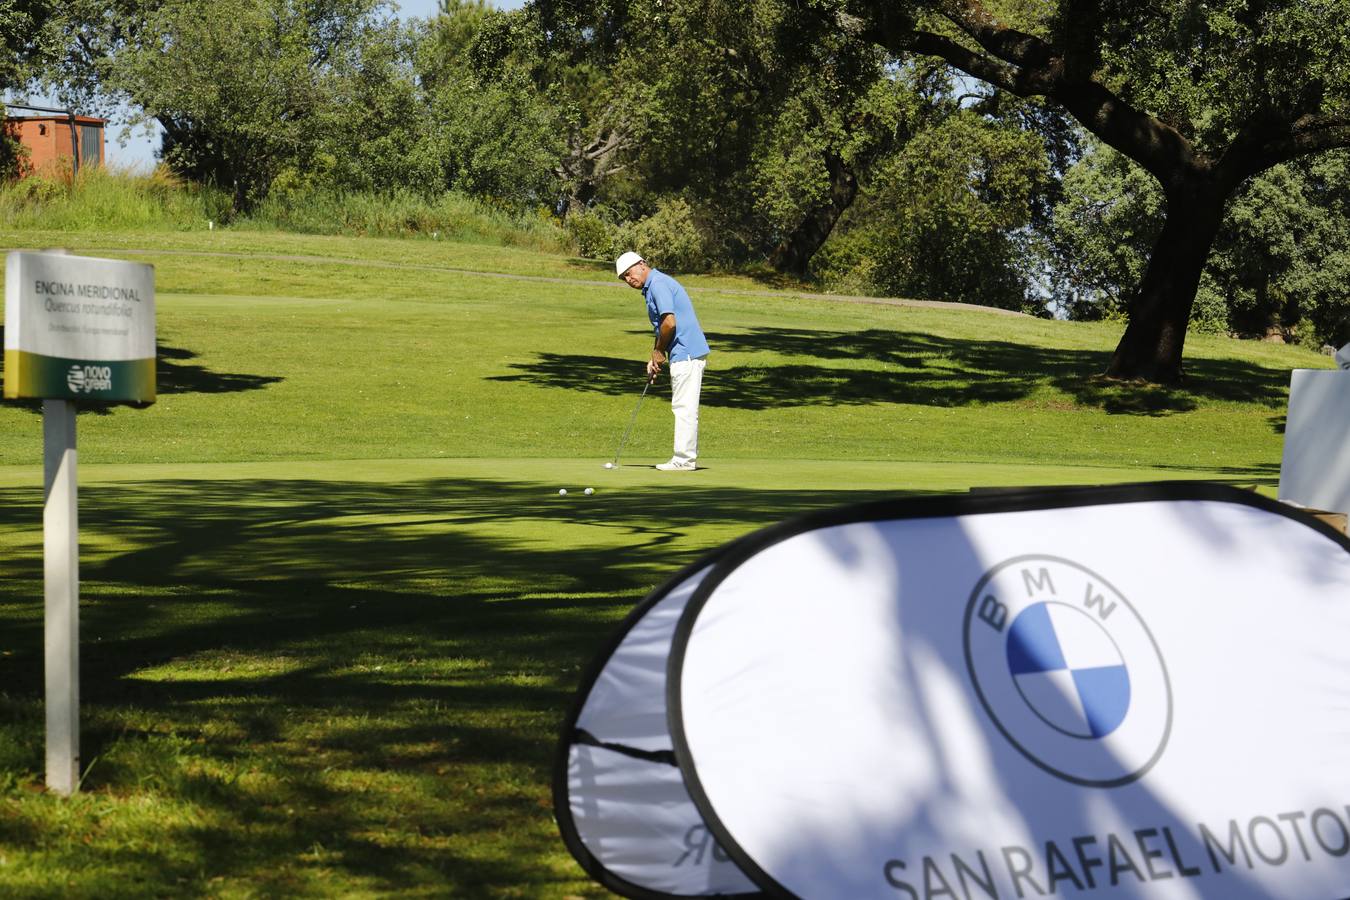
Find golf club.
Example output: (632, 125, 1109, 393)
(609, 376, 652, 468)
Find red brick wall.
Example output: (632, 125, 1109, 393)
(4, 116, 105, 177)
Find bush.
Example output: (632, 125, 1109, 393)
(0, 164, 572, 253)
(809, 229, 883, 295)
(564, 207, 623, 260)
(241, 186, 571, 252)
(619, 198, 716, 274)
(0, 164, 230, 231)
(1189, 274, 1233, 335)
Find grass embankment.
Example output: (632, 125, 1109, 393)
(0, 166, 569, 253)
(0, 223, 1333, 897)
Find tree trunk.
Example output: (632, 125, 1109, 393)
(563, 180, 596, 219)
(770, 151, 858, 276)
(1105, 180, 1226, 383)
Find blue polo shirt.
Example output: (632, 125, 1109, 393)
(643, 268, 710, 362)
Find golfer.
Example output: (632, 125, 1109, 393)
(616, 251, 710, 471)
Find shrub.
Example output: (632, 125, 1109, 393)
(620, 198, 715, 274)
(564, 207, 623, 260)
(0, 164, 229, 231)
(241, 186, 570, 252)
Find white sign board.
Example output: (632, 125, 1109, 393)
(1278, 369, 1350, 514)
(4, 251, 156, 403)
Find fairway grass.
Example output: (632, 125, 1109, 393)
(0, 228, 1331, 896)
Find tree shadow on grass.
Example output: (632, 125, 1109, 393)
(0, 474, 924, 895)
(0, 326, 282, 416)
(155, 344, 284, 396)
(488, 327, 1291, 415)
(1149, 461, 1282, 489)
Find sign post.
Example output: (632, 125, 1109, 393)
(4, 250, 155, 795)
(43, 396, 79, 794)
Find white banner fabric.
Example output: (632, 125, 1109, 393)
(670, 485, 1350, 900)
(556, 562, 761, 898)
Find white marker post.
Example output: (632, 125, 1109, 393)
(4, 250, 156, 795)
(43, 396, 79, 794)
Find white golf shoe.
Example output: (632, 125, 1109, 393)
(655, 459, 697, 471)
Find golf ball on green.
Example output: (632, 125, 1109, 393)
(603, 462, 614, 469)
(584, 487, 594, 495)
(558, 488, 567, 495)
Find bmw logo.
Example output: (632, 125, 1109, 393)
(963, 555, 1172, 787)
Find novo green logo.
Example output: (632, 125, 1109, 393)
(66, 364, 113, 393)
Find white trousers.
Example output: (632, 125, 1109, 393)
(669, 357, 706, 465)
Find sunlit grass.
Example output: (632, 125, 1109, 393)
(0, 226, 1334, 896)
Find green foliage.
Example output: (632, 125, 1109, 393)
(0, 165, 231, 230)
(1, 0, 68, 177)
(1039, 142, 1165, 320)
(416, 0, 493, 91)
(243, 185, 570, 250)
(817, 111, 1049, 311)
(101, 0, 417, 211)
(0, 0, 66, 92)
(428, 66, 566, 209)
(0, 167, 569, 251)
(562, 205, 624, 258)
(1084, 0, 1350, 156)
(620, 197, 716, 273)
(565, 197, 717, 272)
(0, 109, 28, 181)
(740, 60, 946, 262)
(311, 21, 443, 197)
(1044, 142, 1350, 346)
(1208, 152, 1350, 346)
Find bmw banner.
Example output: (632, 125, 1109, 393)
(558, 483, 1350, 899)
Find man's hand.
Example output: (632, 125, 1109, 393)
(647, 349, 666, 381)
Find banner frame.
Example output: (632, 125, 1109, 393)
(552, 536, 764, 900)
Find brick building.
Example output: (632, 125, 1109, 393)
(4, 113, 106, 177)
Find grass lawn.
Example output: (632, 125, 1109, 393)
(0, 228, 1333, 896)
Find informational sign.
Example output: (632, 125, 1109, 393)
(3, 250, 156, 796)
(4, 251, 156, 403)
(557, 483, 1350, 899)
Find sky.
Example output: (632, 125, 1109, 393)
(5, 0, 526, 171)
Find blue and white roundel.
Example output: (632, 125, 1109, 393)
(1007, 602, 1130, 739)
(964, 556, 1171, 787)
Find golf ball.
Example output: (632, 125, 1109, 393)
(603, 462, 614, 469)
(584, 487, 594, 495)
(558, 488, 567, 495)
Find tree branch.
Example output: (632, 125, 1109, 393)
(864, 1, 1202, 185)
(1218, 113, 1350, 186)
(934, 0, 1054, 71)
(897, 30, 1023, 94)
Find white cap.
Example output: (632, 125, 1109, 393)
(615, 251, 644, 278)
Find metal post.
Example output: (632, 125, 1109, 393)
(67, 111, 80, 178)
(43, 398, 79, 795)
